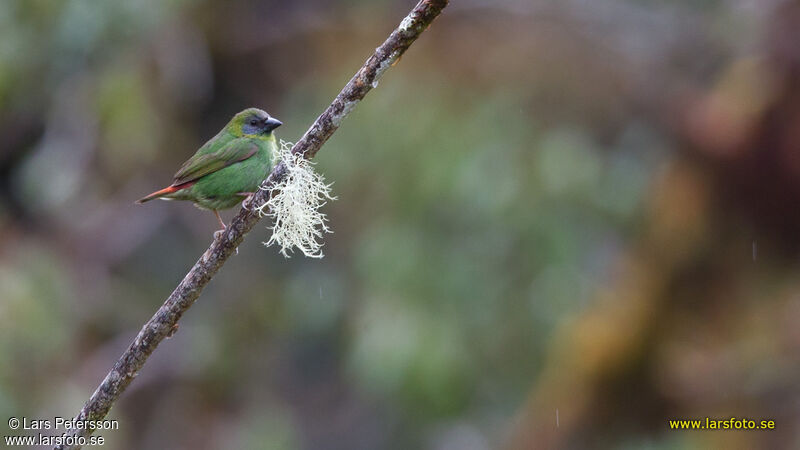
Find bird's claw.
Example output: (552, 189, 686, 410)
(240, 192, 256, 211)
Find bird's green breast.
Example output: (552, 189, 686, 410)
(184, 135, 276, 210)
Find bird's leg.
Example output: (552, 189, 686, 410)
(213, 210, 226, 229)
(212, 210, 227, 240)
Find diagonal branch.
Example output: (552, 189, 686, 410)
(55, 1, 448, 448)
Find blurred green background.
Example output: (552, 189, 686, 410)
(2, 0, 800, 449)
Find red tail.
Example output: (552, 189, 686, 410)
(135, 182, 194, 204)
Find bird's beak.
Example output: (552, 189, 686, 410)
(264, 118, 282, 132)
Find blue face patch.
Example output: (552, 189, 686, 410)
(242, 122, 262, 135)
(241, 114, 281, 135)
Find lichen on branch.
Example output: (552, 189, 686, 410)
(259, 140, 335, 258)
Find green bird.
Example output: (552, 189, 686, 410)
(136, 108, 281, 229)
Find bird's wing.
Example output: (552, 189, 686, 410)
(172, 139, 258, 186)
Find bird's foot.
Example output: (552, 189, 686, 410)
(239, 192, 256, 211)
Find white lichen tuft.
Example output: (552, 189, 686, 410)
(258, 140, 336, 258)
(399, 14, 416, 32)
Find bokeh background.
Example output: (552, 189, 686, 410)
(1, 0, 799, 448)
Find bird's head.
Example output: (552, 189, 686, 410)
(231, 108, 282, 137)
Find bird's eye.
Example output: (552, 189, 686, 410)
(249, 119, 258, 126)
